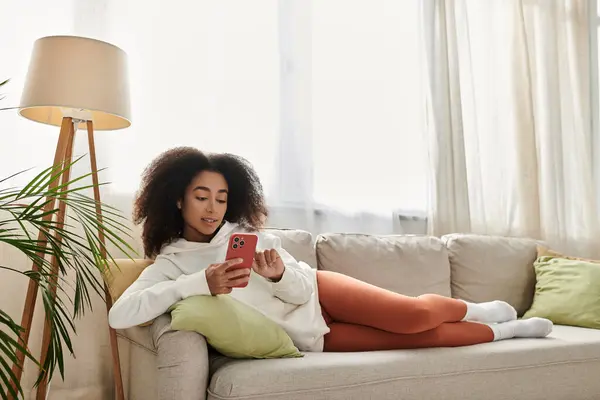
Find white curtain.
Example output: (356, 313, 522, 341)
(422, 0, 600, 257)
(0, 1, 428, 398)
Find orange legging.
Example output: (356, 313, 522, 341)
(317, 270, 495, 352)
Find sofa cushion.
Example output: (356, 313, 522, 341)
(207, 325, 600, 400)
(315, 234, 451, 297)
(443, 234, 540, 315)
(169, 295, 302, 359)
(264, 228, 316, 268)
(523, 251, 600, 329)
(104, 258, 154, 302)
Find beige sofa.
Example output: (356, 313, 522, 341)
(114, 229, 600, 400)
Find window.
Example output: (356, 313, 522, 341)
(312, 1, 427, 215)
(1, 1, 429, 233)
(104, 0, 281, 195)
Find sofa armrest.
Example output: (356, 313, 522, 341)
(152, 314, 210, 400)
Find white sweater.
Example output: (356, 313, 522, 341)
(108, 222, 330, 352)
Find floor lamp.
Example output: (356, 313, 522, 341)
(9, 35, 131, 400)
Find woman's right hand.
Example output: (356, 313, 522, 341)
(205, 258, 251, 295)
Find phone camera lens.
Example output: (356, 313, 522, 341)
(240, 241, 245, 246)
(233, 244, 238, 249)
(234, 237, 240, 242)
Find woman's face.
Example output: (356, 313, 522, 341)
(178, 171, 228, 242)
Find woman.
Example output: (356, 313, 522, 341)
(108, 147, 553, 354)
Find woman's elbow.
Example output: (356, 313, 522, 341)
(108, 303, 136, 330)
(108, 310, 126, 330)
(296, 282, 314, 305)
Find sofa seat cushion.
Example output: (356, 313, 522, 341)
(207, 325, 600, 400)
(316, 234, 451, 297)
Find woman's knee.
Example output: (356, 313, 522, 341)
(417, 293, 445, 302)
(401, 295, 442, 333)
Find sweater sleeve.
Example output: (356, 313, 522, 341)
(261, 234, 315, 306)
(108, 257, 211, 329)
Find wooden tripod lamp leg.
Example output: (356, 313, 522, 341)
(86, 121, 126, 400)
(9, 117, 74, 400)
(35, 120, 77, 399)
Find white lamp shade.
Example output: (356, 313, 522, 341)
(19, 35, 131, 131)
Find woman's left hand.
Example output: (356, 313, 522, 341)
(253, 249, 285, 282)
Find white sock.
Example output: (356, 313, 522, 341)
(486, 317, 554, 341)
(460, 300, 517, 323)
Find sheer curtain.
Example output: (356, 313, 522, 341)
(106, 0, 428, 236)
(1, 0, 429, 238)
(422, 0, 600, 257)
(0, 0, 428, 238)
(0, 1, 428, 398)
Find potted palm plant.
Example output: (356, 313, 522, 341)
(0, 78, 135, 399)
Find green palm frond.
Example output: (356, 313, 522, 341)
(0, 308, 40, 400)
(0, 158, 138, 399)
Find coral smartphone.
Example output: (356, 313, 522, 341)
(225, 233, 258, 288)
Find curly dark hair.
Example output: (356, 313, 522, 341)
(132, 147, 268, 258)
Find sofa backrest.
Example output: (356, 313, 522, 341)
(442, 234, 540, 315)
(105, 228, 541, 318)
(306, 231, 540, 316)
(104, 258, 154, 302)
(264, 228, 317, 268)
(315, 233, 452, 297)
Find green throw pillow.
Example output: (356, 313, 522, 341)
(523, 255, 600, 329)
(168, 295, 303, 359)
